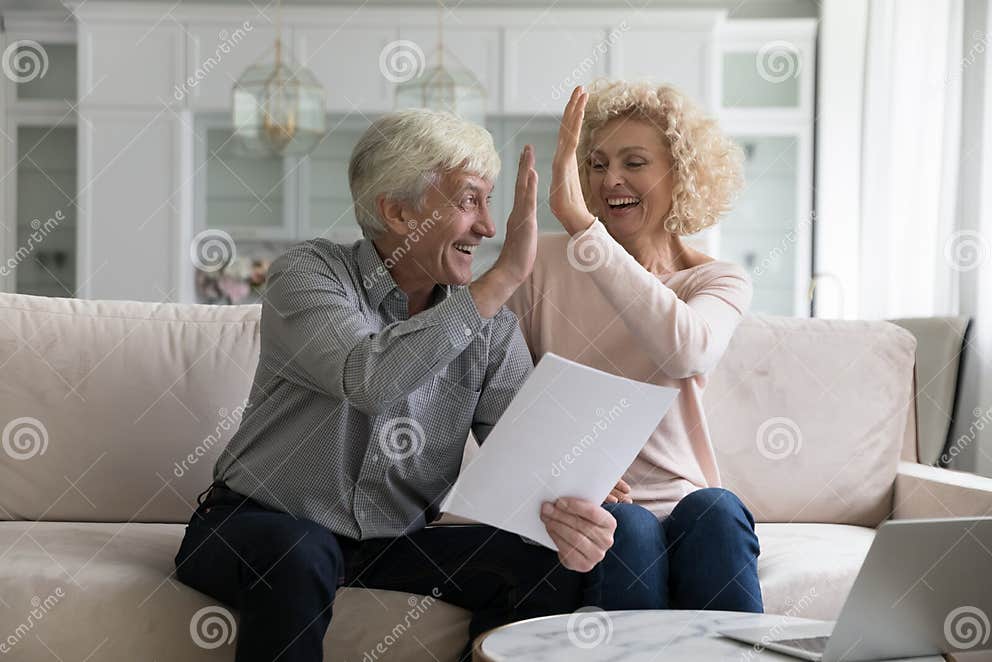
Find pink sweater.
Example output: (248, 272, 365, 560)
(506, 220, 753, 518)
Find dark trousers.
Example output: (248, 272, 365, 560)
(585, 488, 764, 612)
(173, 483, 584, 662)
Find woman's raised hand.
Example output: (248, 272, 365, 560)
(549, 86, 597, 236)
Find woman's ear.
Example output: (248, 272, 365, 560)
(375, 195, 413, 237)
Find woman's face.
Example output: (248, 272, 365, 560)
(586, 116, 675, 240)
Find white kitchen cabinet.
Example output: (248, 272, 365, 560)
(77, 110, 180, 301)
(504, 27, 609, 114)
(616, 29, 717, 111)
(716, 20, 817, 317)
(295, 27, 398, 113)
(80, 23, 183, 108)
(185, 23, 288, 111)
(31, 2, 814, 311)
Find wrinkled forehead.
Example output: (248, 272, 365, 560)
(437, 168, 495, 195)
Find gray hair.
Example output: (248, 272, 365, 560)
(348, 109, 500, 239)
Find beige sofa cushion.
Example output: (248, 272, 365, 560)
(704, 315, 917, 527)
(755, 522, 875, 621)
(0, 520, 871, 661)
(0, 293, 261, 523)
(0, 521, 470, 661)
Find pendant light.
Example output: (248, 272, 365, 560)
(232, 0, 326, 156)
(394, 0, 487, 126)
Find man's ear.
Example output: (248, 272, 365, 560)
(376, 195, 413, 237)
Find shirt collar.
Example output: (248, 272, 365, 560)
(357, 238, 453, 310)
(357, 238, 396, 309)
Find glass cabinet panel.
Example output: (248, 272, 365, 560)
(719, 134, 801, 315)
(722, 51, 801, 108)
(14, 43, 77, 101)
(203, 127, 288, 233)
(15, 126, 77, 297)
(306, 124, 366, 245)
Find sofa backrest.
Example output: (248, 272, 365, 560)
(703, 315, 917, 527)
(0, 293, 260, 523)
(0, 293, 918, 526)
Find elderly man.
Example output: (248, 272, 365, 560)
(173, 109, 621, 662)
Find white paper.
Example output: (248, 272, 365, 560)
(439, 352, 680, 550)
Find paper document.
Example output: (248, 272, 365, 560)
(439, 352, 679, 550)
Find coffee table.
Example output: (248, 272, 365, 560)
(472, 609, 950, 661)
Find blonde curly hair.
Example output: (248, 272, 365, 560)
(577, 80, 744, 236)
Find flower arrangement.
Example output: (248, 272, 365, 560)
(195, 256, 271, 304)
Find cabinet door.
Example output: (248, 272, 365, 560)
(616, 29, 716, 110)
(13, 126, 77, 297)
(194, 118, 295, 241)
(185, 23, 286, 111)
(80, 23, 183, 108)
(304, 120, 368, 244)
(504, 27, 609, 114)
(397, 27, 502, 113)
(718, 133, 811, 316)
(295, 27, 398, 113)
(79, 112, 178, 301)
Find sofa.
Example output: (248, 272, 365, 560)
(2, 291, 991, 661)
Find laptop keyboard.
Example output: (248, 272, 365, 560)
(774, 636, 830, 654)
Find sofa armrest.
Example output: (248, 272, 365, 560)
(893, 461, 992, 519)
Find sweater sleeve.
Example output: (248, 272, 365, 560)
(574, 219, 752, 379)
(505, 270, 539, 364)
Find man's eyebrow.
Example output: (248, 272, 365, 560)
(457, 182, 494, 196)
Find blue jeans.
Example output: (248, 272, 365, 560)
(174, 483, 584, 662)
(585, 488, 763, 612)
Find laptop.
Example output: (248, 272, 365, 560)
(719, 517, 992, 661)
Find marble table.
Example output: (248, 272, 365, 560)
(473, 610, 950, 661)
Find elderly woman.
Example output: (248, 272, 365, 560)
(515, 81, 763, 612)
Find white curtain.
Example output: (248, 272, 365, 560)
(858, 0, 963, 319)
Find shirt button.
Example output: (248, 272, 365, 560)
(393, 291, 402, 299)
(463, 327, 472, 337)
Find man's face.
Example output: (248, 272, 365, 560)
(400, 168, 497, 287)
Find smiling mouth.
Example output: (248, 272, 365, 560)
(606, 196, 641, 210)
(453, 243, 478, 255)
